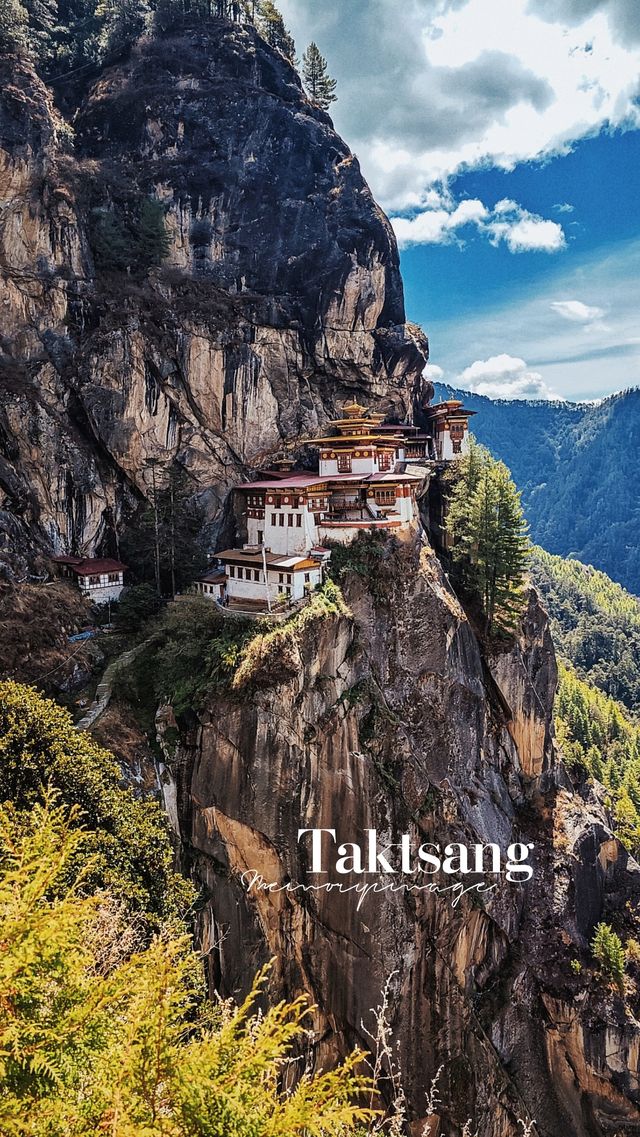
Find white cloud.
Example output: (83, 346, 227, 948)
(392, 198, 487, 247)
(550, 299, 606, 321)
(424, 238, 640, 401)
(553, 202, 575, 213)
(423, 363, 445, 381)
(279, 0, 640, 209)
(485, 199, 567, 252)
(393, 196, 566, 253)
(457, 353, 560, 399)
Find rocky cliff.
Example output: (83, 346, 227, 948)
(161, 530, 640, 1137)
(0, 20, 428, 577)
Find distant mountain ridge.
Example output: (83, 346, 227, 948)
(433, 382, 640, 594)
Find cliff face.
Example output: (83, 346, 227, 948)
(0, 23, 428, 575)
(164, 532, 640, 1137)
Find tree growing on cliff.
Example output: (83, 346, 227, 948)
(256, 0, 295, 61)
(121, 463, 207, 597)
(0, 798, 377, 1136)
(0, 0, 30, 52)
(592, 922, 626, 992)
(446, 440, 530, 635)
(302, 42, 337, 109)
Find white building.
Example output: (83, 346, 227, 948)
(52, 556, 127, 604)
(216, 547, 323, 607)
(205, 398, 476, 612)
(425, 399, 476, 461)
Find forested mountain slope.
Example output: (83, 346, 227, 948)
(530, 546, 640, 712)
(434, 382, 640, 593)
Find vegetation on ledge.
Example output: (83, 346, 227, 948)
(232, 579, 349, 690)
(113, 581, 348, 721)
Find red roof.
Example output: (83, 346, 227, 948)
(53, 555, 127, 576)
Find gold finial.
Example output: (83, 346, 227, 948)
(342, 399, 367, 418)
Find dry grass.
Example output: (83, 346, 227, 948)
(0, 581, 95, 693)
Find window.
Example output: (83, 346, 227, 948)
(296, 514, 302, 528)
(108, 572, 120, 583)
(229, 565, 235, 577)
(287, 573, 292, 584)
(288, 514, 293, 527)
(304, 573, 310, 583)
(337, 453, 352, 472)
(254, 569, 260, 581)
(257, 530, 263, 544)
(279, 573, 284, 583)
(271, 514, 277, 526)
(237, 567, 243, 579)
(279, 514, 285, 527)
(88, 575, 100, 586)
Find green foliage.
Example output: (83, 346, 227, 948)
(112, 597, 256, 719)
(433, 382, 640, 596)
(97, 0, 151, 59)
(0, 680, 190, 929)
(326, 530, 399, 602)
(555, 664, 640, 856)
(116, 582, 163, 632)
(232, 579, 349, 689)
(256, 0, 295, 61)
(445, 440, 530, 635)
(116, 582, 348, 720)
(302, 41, 337, 109)
(591, 921, 626, 992)
(89, 199, 170, 276)
(0, 800, 376, 1136)
(0, 0, 30, 52)
(531, 546, 640, 713)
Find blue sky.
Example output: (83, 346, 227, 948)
(280, 0, 640, 401)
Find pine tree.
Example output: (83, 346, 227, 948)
(0, 0, 30, 52)
(256, 0, 295, 61)
(302, 41, 337, 109)
(591, 921, 626, 992)
(446, 441, 530, 635)
(96, 0, 149, 60)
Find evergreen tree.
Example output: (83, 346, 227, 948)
(0, 0, 30, 52)
(591, 922, 626, 992)
(446, 440, 530, 635)
(302, 41, 337, 109)
(256, 0, 295, 61)
(121, 463, 207, 597)
(96, 0, 149, 60)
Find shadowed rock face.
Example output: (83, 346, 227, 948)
(163, 533, 640, 1137)
(0, 23, 429, 576)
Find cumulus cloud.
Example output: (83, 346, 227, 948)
(550, 299, 606, 321)
(392, 195, 566, 252)
(423, 363, 445, 381)
(393, 198, 488, 247)
(486, 200, 567, 252)
(280, 0, 640, 208)
(457, 354, 559, 399)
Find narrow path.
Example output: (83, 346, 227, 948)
(75, 638, 153, 732)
